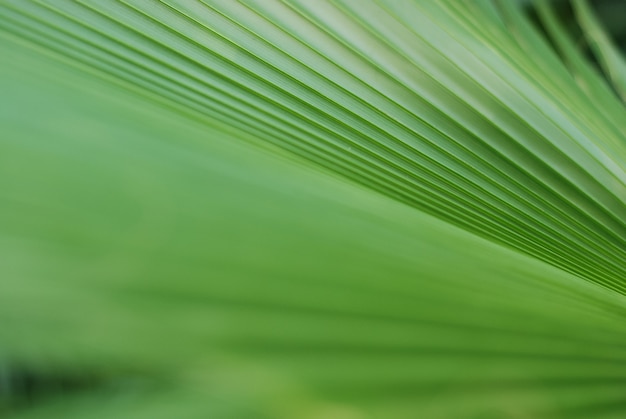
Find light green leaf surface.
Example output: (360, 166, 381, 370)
(1, 1, 625, 418)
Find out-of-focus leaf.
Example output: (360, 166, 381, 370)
(533, 0, 626, 123)
(573, 0, 626, 102)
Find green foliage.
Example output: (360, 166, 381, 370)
(573, 0, 626, 102)
(0, 1, 625, 418)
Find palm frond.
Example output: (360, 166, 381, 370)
(1, 1, 625, 418)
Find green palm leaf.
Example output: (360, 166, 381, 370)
(1, 1, 625, 418)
